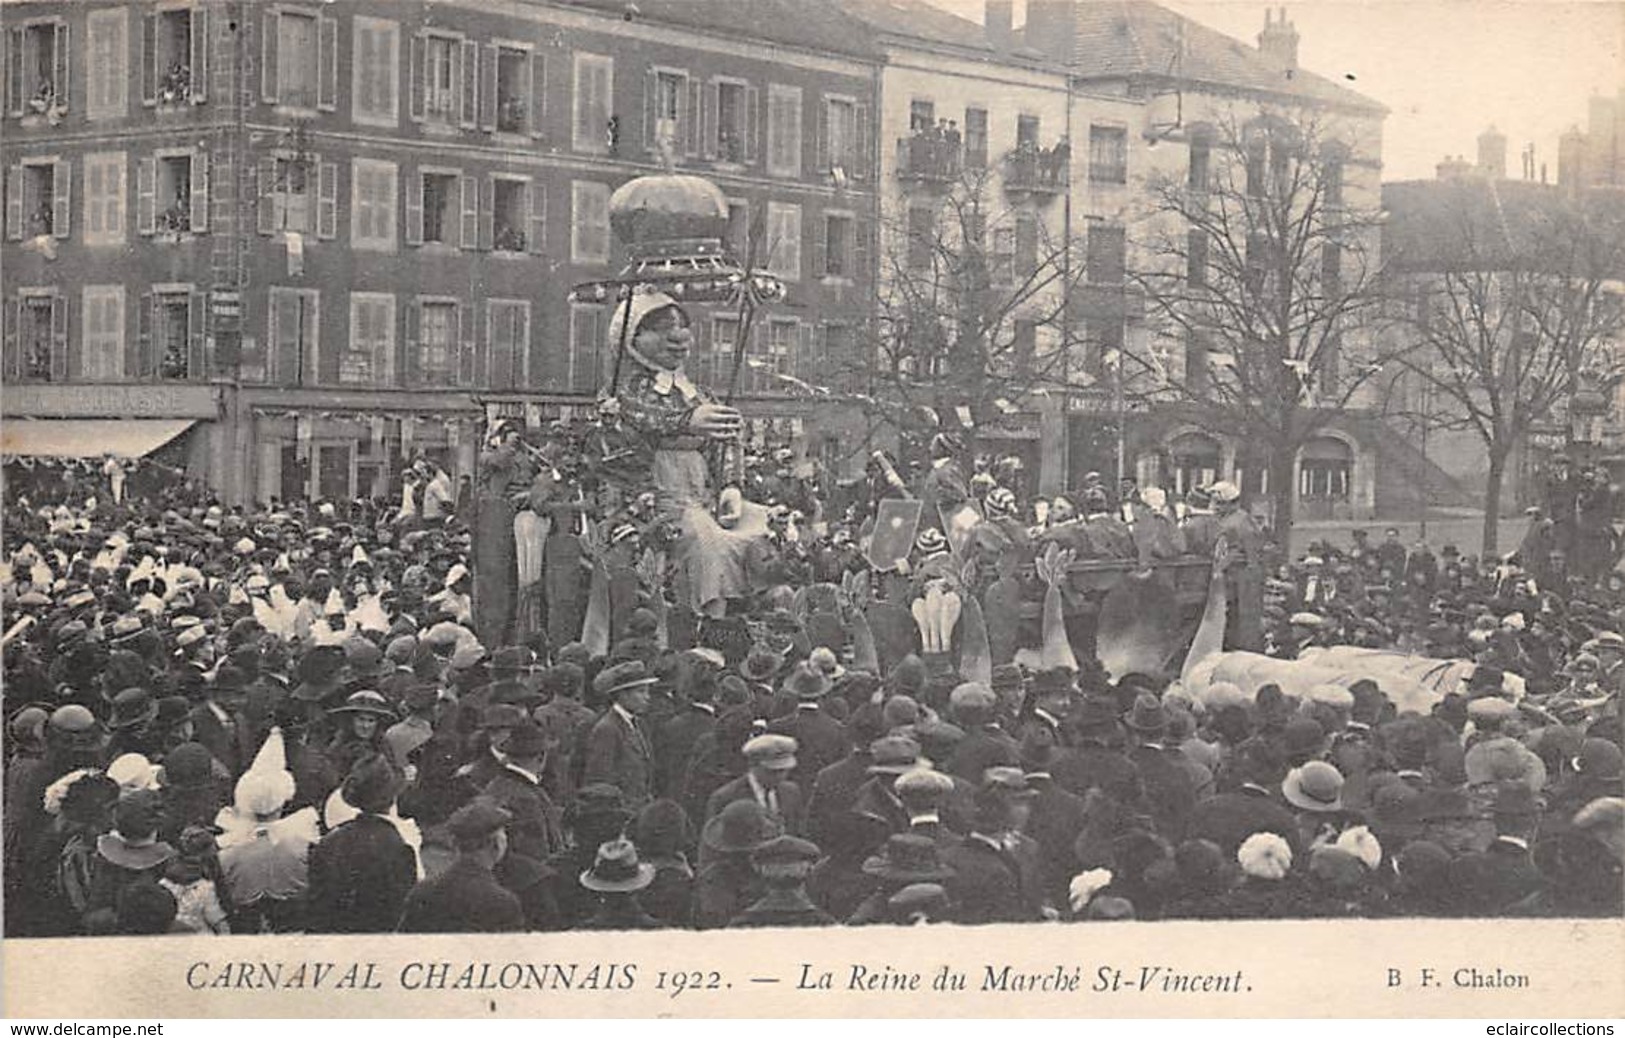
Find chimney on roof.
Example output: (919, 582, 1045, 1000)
(1257, 6, 1299, 73)
(1436, 155, 1472, 181)
(985, 0, 1014, 52)
(1476, 125, 1507, 179)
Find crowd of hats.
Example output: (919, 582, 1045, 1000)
(3, 456, 1624, 935)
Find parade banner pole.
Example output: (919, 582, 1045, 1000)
(607, 286, 638, 395)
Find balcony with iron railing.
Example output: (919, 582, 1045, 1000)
(896, 135, 961, 185)
(1003, 144, 1067, 197)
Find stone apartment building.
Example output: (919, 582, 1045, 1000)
(2, 0, 881, 505)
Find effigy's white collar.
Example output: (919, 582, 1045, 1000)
(627, 343, 699, 400)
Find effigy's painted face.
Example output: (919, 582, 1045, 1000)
(634, 305, 693, 370)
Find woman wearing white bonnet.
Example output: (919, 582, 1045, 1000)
(213, 727, 320, 932)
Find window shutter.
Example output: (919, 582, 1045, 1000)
(317, 15, 338, 111)
(188, 289, 206, 378)
(52, 159, 70, 239)
(50, 294, 69, 381)
(515, 304, 530, 387)
(529, 52, 545, 138)
(816, 99, 830, 175)
(190, 150, 209, 232)
(136, 157, 156, 234)
(5, 165, 22, 241)
(6, 29, 23, 116)
(479, 43, 497, 131)
(685, 78, 702, 157)
(317, 158, 337, 239)
(261, 10, 279, 104)
(484, 302, 498, 389)
(642, 65, 657, 153)
(527, 180, 546, 255)
(135, 290, 154, 379)
(854, 221, 871, 289)
(458, 39, 477, 128)
(459, 173, 478, 249)
(854, 103, 870, 180)
(403, 297, 420, 386)
(404, 167, 423, 245)
(702, 80, 718, 160)
(407, 35, 424, 121)
(799, 323, 816, 382)
(457, 301, 475, 386)
(257, 157, 276, 234)
(478, 174, 494, 251)
(53, 23, 69, 111)
(141, 13, 158, 106)
(744, 85, 760, 165)
(190, 6, 209, 104)
(0, 299, 18, 381)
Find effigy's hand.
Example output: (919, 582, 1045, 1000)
(690, 403, 743, 441)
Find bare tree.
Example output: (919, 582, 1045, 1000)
(1388, 183, 1625, 555)
(1128, 107, 1391, 532)
(840, 163, 1089, 452)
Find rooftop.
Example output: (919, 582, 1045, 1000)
(555, 0, 883, 59)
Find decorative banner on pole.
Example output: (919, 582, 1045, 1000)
(400, 414, 414, 456)
(524, 402, 542, 429)
(295, 414, 312, 458)
(369, 416, 384, 452)
(446, 418, 463, 454)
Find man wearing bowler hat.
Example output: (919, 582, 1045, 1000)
(306, 754, 417, 933)
(482, 722, 567, 862)
(583, 660, 658, 808)
(397, 798, 524, 933)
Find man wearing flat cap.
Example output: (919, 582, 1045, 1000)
(706, 734, 807, 836)
(397, 798, 524, 933)
(583, 660, 658, 808)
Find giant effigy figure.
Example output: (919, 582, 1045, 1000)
(607, 289, 765, 618)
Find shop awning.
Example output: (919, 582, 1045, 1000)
(1, 418, 197, 459)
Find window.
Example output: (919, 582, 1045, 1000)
(573, 53, 613, 154)
(262, 156, 312, 234)
(81, 286, 125, 381)
(726, 200, 750, 259)
(963, 107, 988, 170)
(571, 181, 611, 265)
(1300, 459, 1351, 500)
(153, 289, 196, 380)
(316, 443, 354, 503)
(1186, 229, 1208, 287)
(87, 9, 128, 119)
(708, 314, 741, 390)
(1084, 317, 1125, 378)
(137, 153, 198, 237)
(1015, 214, 1039, 282)
(275, 11, 319, 109)
(1089, 125, 1127, 184)
(487, 299, 530, 389)
(991, 226, 1015, 286)
(1324, 157, 1345, 207)
(823, 213, 854, 279)
(146, 7, 204, 107)
(416, 299, 459, 384)
(491, 177, 528, 253)
(909, 100, 935, 133)
(569, 303, 605, 392)
(824, 97, 859, 172)
(7, 293, 66, 382)
(1184, 335, 1210, 396)
(421, 34, 457, 124)
(824, 322, 857, 376)
(764, 318, 800, 386)
(1321, 243, 1343, 299)
(1188, 134, 1211, 190)
(1016, 114, 1040, 149)
(346, 159, 395, 249)
(1087, 225, 1126, 284)
(766, 84, 802, 177)
(1246, 139, 1267, 198)
(765, 202, 801, 281)
(908, 206, 935, 272)
(418, 171, 459, 246)
(714, 80, 750, 164)
(265, 286, 318, 384)
(352, 17, 399, 126)
(493, 46, 538, 135)
(345, 293, 395, 386)
(647, 68, 689, 153)
(6, 20, 68, 117)
(1013, 319, 1038, 376)
(6, 158, 68, 240)
(1245, 231, 1268, 295)
(82, 152, 125, 246)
